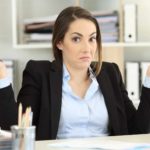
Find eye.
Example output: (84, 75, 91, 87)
(72, 36, 81, 43)
(89, 36, 97, 42)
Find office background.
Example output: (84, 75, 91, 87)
(0, 0, 54, 94)
(0, 0, 150, 96)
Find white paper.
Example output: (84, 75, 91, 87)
(0, 130, 12, 138)
(0, 128, 12, 139)
(48, 138, 150, 150)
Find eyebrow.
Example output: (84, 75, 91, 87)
(71, 32, 97, 37)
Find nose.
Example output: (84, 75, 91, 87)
(81, 40, 91, 53)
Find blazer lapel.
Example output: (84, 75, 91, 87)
(97, 67, 120, 135)
(49, 61, 62, 139)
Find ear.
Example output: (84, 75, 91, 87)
(56, 41, 63, 51)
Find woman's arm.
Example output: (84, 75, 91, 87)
(0, 60, 41, 130)
(146, 66, 150, 77)
(0, 61, 17, 130)
(112, 63, 150, 134)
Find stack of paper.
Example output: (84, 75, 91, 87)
(0, 129, 12, 150)
(48, 138, 150, 150)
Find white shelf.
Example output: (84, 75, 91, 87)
(122, 42, 150, 47)
(13, 42, 150, 49)
(103, 42, 150, 47)
(13, 43, 52, 49)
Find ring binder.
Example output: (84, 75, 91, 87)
(124, 4, 137, 42)
(125, 62, 139, 101)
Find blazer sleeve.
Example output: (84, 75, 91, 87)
(17, 60, 41, 127)
(0, 60, 41, 130)
(0, 85, 17, 130)
(113, 63, 150, 134)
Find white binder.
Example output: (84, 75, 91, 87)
(140, 62, 150, 84)
(124, 4, 137, 42)
(125, 62, 139, 101)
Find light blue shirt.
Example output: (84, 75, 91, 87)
(0, 77, 11, 89)
(144, 77, 150, 88)
(57, 65, 109, 139)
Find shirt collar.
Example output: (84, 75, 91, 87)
(63, 64, 96, 81)
(63, 63, 99, 100)
(63, 64, 70, 81)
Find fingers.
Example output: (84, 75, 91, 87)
(0, 61, 7, 79)
(146, 65, 150, 77)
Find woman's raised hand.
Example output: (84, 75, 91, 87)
(146, 65, 150, 77)
(0, 61, 7, 79)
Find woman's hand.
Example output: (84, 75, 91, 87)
(0, 61, 7, 79)
(146, 65, 150, 77)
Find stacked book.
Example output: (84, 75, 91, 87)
(93, 10, 119, 43)
(23, 15, 57, 44)
(23, 11, 119, 44)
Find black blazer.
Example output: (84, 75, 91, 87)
(0, 60, 150, 140)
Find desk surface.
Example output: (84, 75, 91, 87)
(35, 134, 150, 150)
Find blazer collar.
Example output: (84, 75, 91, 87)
(49, 60, 62, 139)
(97, 65, 120, 135)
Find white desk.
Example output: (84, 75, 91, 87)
(35, 134, 150, 150)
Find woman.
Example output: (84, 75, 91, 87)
(0, 6, 150, 140)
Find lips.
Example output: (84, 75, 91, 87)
(79, 56, 91, 61)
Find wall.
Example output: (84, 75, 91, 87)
(0, 0, 54, 96)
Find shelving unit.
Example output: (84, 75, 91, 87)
(12, 0, 122, 48)
(11, 0, 150, 74)
(12, 0, 150, 47)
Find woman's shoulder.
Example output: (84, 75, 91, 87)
(102, 61, 118, 69)
(24, 59, 62, 74)
(101, 61, 120, 73)
(24, 60, 57, 76)
(25, 60, 51, 71)
(26, 60, 51, 67)
(100, 61, 122, 83)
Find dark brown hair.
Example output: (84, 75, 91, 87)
(52, 6, 102, 75)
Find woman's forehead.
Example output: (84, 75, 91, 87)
(67, 19, 97, 34)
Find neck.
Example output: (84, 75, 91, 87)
(64, 64, 89, 83)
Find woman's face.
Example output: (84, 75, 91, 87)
(57, 18, 97, 70)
